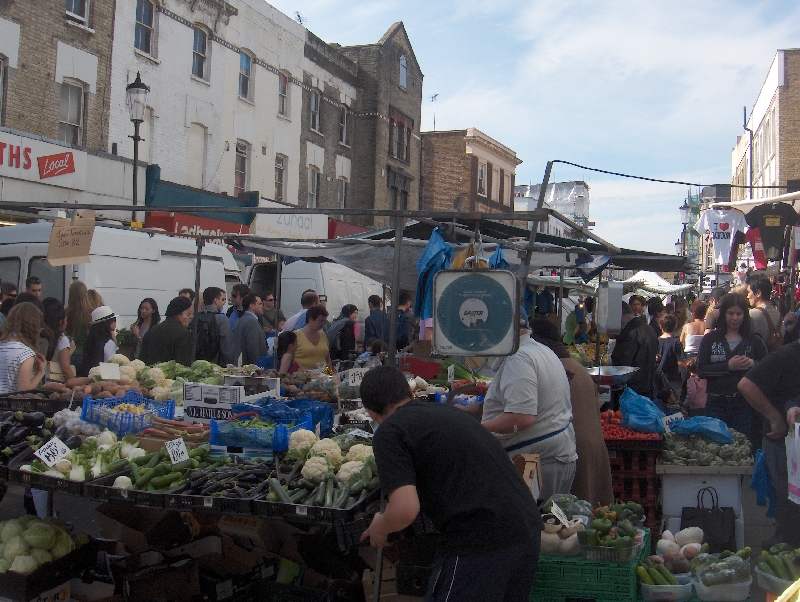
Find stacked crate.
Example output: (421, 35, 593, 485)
(605, 438, 662, 530)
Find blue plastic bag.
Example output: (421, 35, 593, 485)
(620, 387, 666, 434)
(234, 397, 334, 438)
(668, 416, 732, 444)
(749, 449, 777, 518)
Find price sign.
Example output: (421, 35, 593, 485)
(348, 368, 368, 387)
(348, 428, 374, 439)
(98, 362, 121, 380)
(550, 502, 570, 526)
(447, 365, 455, 382)
(34, 437, 70, 468)
(661, 413, 684, 433)
(165, 438, 190, 465)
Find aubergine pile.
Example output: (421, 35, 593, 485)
(0, 410, 81, 467)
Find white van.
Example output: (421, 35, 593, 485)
(0, 223, 241, 325)
(247, 260, 384, 328)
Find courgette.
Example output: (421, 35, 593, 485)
(289, 488, 307, 503)
(267, 478, 292, 504)
(648, 568, 668, 586)
(333, 483, 351, 509)
(637, 566, 654, 585)
(324, 477, 335, 507)
(312, 479, 327, 506)
(656, 564, 679, 586)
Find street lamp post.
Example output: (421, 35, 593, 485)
(679, 201, 690, 284)
(126, 72, 150, 223)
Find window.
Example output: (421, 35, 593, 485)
(58, 82, 83, 145)
(239, 52, 251, 99)
(192, 28, 207, 79)
(187, 123, 207, 188)
(278, 73, 288, 116)
(492, 167, 500, 201)
(0, 258, 20, 292)
(309, 90, 320, 132)
(275, 154, 285, 202)
(308, 167, 320, 208)
(399, 55, 407, 90)
(339, 106, 348, 145)
(477, 162, 486, 195)
(135, 0, 154, 54)
(336, 178, 347, 209)
(66, 0, 87, 24)
(394, 122, 402, 158)
(234, 142, 248, 196)
(388, 119, 394, 155)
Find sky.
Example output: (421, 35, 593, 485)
(266, 0, 800, 254)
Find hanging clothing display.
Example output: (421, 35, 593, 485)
(744, 202, 799, 260)
(746, 228, 768, 270)
(695, 209, 748, 266)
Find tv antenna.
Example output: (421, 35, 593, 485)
(295, 12, 305, 25)
(429, 94, 438, 131)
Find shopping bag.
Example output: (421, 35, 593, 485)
(788, 424, 800, 505)
(669, 416, 733, 444)
(680, 487, 737, 553)
(620, 387, 666, 434)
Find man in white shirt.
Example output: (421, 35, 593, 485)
(482, 314, 577, 500)
(283, 290, 319, 331)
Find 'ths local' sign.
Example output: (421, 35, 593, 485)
(0, 142, 75, 179)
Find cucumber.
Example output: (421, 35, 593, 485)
(637, 566, 654, 585)
(150, 472, 182, 488)
(648, 568, 668, 586)
(324, 478, 335, 507)
(267, 478, 292, 504)
(656, 564, 679, 586)
(106, 459, 130, 474)
(333, 484, 351, 509)
(130, 463, 141, 482)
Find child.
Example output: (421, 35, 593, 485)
(683, 359, 706, 417)
(654, 314, 684, 399)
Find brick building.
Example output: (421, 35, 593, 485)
(0, 0, 114, 151)
(421, 128, 521, 213)
(732, 48, 800, 201)
(338, 22, 423, 228)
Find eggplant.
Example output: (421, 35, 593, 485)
(64, 435, 83, 450)
(3, 426, 31, 446)
(18, 412, 45, 427)
(0, 411, 14, 422)
(53, 426, 69, 440)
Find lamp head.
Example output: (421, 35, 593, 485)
(126, 72, 150, 123)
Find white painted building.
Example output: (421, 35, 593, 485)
(514, 181, 591, 239)
(107, 0, 356, 208)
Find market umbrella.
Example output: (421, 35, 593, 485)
(415, 228, 452, 322)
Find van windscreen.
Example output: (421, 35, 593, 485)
(29, 258, 64, 302)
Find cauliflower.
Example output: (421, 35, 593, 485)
(88, 366, 102, 380)
(345, 444, 374, 463)
(145, 368, 167, 387)
(149, 387, 171, 402)
(129, 359, 146, 373)
(301, 456, 331, 481)
(108, 354, 130, 366)
(310, 439, 342, 465)
(337, 460, 365, 483)
(289, 429, 318, 451)
(119, 365, 137, 381)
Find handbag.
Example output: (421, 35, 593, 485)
(45, 360, 74, 384)
(680, 487, 737, 553)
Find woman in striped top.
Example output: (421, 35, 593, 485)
(0, 303, 46, 394)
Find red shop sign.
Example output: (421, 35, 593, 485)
(37, 152, 76, 180)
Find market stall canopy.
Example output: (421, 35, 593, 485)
(622, 271, 694, 295)
(525, 275, 597, 296)
(711, 189, 800, 215)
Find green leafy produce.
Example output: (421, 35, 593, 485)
(661, 429, 753, 466)
(0, 521, 23, 543)
(9, 555, 37, 575)
(3, 536, 28, 561)
(22, 522, 55, 550)
(29, 549, 51, 566)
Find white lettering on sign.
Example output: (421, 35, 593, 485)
(348, 428, 373, 439)
(35, 437, 70, 468)
(165, 438, 190, 465)
(550, 502, 570, 526)
(348, 368, 368, 387)
(447, 365, 455, 382)
(661, 413, 684, 433)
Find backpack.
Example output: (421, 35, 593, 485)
(757, 307, 783, 350)
(193, 311, 221, 364)
(396, 310, 409, 350)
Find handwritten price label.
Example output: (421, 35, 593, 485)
(447, 365, 455, 382)
(165, 438, 190, 465)
(661, 413, 684, 433)
(550, 502, 570, 526)
(348, 368, 368, 387)
(34, 437, 70, 468)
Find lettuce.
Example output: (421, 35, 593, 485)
(0, 521, 23, 544)
(4, 536, 28, 561)
(29, 548, 51, 566)
(9, 555, 38, 575)
(22, 523, 55, 550)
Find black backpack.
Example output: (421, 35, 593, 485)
(193, 311, 221, 365)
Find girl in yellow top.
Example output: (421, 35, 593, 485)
(294, 305, 333, 371)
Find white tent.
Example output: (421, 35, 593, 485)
(622, 271, 695, 296)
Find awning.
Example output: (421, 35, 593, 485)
(711, 190, 800, 215)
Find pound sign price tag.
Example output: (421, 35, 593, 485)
(34, 437, 70, 468)
(550, 502, 570, 526)
(165, 438, 190, 465)
(348, 368, 368, 387)
(447, 365, 455, 382)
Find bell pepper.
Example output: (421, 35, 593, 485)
(614, 535, 632, 548)
(577, 529, 598, 547)
(590, 518, 612, 535)
(616, 519, 637, 538)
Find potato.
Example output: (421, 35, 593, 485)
(674, 527, 703, 547)
(671, 555, 691, 574)
(113, 388, 126, 397)
(140, 387, 149, 398)
(102, 384, 119, 394)
(73, 391, 85, 401)
(90, 383, 102, 396)
(59, 392, 72, 402)
(65, 377, 90, 388)
(95, 392, 112, 399)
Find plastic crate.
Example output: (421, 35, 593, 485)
(531, 529, 650, 602)
(334, 512, 437, 552)
(250, 580, 328, 602)
(608, 449, 660, 476)
(253, 486, 381, 525)
(693, 577, 751, 602)
(612, 475, 661, 505)
(755, 567, 794, 595)
(164, 485, 255, 515)
(209, 413, 312, 451)
(605, 437, 663, 452)
(82, 470, 168, 508)
(640, 582, 693, 602)
(0, 389, 72, 414)
(81, 391, 175, 436)
(0, 540, 95, 602)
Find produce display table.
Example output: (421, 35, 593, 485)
(530, 529, 651, 602)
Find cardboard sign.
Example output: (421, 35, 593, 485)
(34, 436, 70, 467)
(98, 362, 121, 381)
(550, 502, 570, 526)
(165, 438, 190, 465)
(183, 383, 246, 424)
(661, 413, 684, 433)
(47, 210, 95, 266)
(348, 368, 368, 387)
(447, 365, 455, 382)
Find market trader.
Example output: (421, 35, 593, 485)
(481, 314, 577, 500)
(359, 365, 541, 602)
(737, 342, 800, 548)
(612, 302, 658, 398)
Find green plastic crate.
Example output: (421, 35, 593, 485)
(531, 529, 651, 602)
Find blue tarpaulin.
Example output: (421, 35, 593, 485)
(415, 228, 452, 321)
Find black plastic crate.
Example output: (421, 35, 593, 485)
(164, 486, 254, 515)
(7, 467, 85, 495)
(395, 564, 432, 597)
(0, 389, 71, 414)
(253, 486, 380, 525)
(334, 512, 437, 552)
(250, 580, 328, 602)
(0, 541, 95, 602)
(82, 470, 167, 509)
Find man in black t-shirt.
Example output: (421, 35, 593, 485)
(738, 342, 800, 547)
(360, 366, 541, 602)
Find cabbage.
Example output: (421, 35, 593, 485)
(10, 555, 38, 575)
(50, 531, 73, 560)
(0, 521, 23, 543)
(0, 559, 9, 573)
(29, 548, 51, 566)
(23, 523, 55, 550)
(4, 536, 29, 561)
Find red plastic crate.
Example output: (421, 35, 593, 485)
(612, 475, 661, 505)
(410, 358, 442, 380)
(607, 449, 659, 476)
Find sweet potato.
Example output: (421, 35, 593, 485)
(59, 392, 72, 402)
(113, 388, 126, 397)
(73, 391, 85, 401)
(140, 387, 149, 398)
(95, 392, 112, 399)
(65, 377, 90, 388)
(90, 383, 102, 396)
(42, 382, 67, 392)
